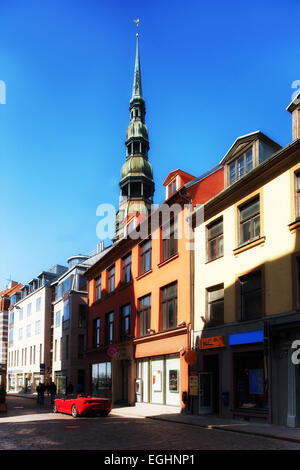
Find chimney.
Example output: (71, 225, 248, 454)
(287, 90, 300, 141)
(8, 281, 18, 289)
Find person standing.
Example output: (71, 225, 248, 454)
(39, 382, 45, 405)
(49, 382, 56, 404)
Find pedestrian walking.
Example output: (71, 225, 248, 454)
(49, 381, 56, 404)
(39, 382, 45, 405)
(36, 383, 41, 404)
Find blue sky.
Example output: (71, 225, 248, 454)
(0, 0, 299, 289)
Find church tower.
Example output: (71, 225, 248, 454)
(114, 31, 155, 240)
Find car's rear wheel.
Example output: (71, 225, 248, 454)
(71, 405, 79, 418)
(53, 402, 58, 413)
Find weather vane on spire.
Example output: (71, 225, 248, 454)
(133, 18, 140, 37)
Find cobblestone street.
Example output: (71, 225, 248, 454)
(1, 396, 300, 451)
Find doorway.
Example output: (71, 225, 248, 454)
(199, 354, 220, 415)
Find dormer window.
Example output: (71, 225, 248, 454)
(168, 179, 177, 197)
(229, 148, 253, 185)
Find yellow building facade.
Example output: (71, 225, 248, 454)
(191, 96, 300, 426)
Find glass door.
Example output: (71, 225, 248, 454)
(198, 372, 213, 414)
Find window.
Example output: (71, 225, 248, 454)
(138, 295, 151, 337)
(122, 254, 132, 284)
(295, 172, 300, 220)
(120, 304, 131, 341)
(162, 218, 178, 261)
(93, 318, 101, 348)
(92, 362, 112, 398)
(207, 285, 224, 325)
(107, 266, 115, 293)
(27, 303, 32, 317)
(63, 277, 71, 294)
(18, 328, 23, 340)
(26, 324, 31, 338)
(229, 148, 253, 185)
(238, 270, 262, 321)
(161, 282, 177, 331)
(78, 304, 87, 328)
(78, 275, 87, 291)
(55, 311, 61, 327)
(234, 350, 268, 412)
(168, 180, 177, 198)
(19, 308, 23, 321)
(207, 218, 223, 261)
(140, 239, 152, 274)
(95, 276, 101, 301)
(36, 297, 41, 312)
(56, 284, 63, 300)
(239, 196, 260, 245)
(35, 320, 41, 335)
(78, 334, 85, 359)
(63, 299, 70, 329)
(106, 312, 114, 345)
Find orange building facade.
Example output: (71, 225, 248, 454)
(85, 166, 224, 410)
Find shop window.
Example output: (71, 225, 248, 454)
(92, 362, 112, 398)
(161, 282, 177, 331)
(233, 350, 268, 412)
(120, 304, 131, 341)
(207, 218, 223, 262)
(122, 253, 132, 284)
(139, 239, 152, 275)
(238, 270, 262, 321)
(206, 285, 224, 325)
(238, 196, 260, 246)
(162, 218, 178, 262)
(138, 294, 151, 337)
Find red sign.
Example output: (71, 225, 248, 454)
(199, 336, 225, 350)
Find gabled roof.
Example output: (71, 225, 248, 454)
(163, 169, 196, 187)
(220, 131, 281, 165)
(286, 90, 300, 113)
(0, 282, 23, 298)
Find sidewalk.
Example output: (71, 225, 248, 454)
(7, 393, 300, 444)
(110, 402, 300, 444)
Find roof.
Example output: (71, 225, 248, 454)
(0, 282, 23, 298)
(220, 131, 281, 165)
(286, 90, 300, 113)
(163, 169, 196, 187)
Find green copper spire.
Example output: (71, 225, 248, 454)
(131, 33, 143, 102)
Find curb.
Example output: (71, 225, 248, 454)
(147, 416, 300, 445)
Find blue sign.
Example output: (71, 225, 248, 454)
(249, 369, 264, 394)
(229, 330, 264, 346)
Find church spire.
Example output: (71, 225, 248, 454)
(114, 24, 155, 241)
(131, 33, 143, 102)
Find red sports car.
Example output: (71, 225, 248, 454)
(53, 394, 112, 418)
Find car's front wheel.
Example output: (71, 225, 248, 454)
(71, 405, 79, 418)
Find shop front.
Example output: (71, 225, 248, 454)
(229, 329, 269, 421)
(136, 354, 181, 406)
(134, 328, 189, 409)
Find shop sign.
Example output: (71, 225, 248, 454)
(199, 336, 225, 350)
(189, 375, 198, 396)
(228, 330, 264, 346)
(40, 363, 45, 375)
